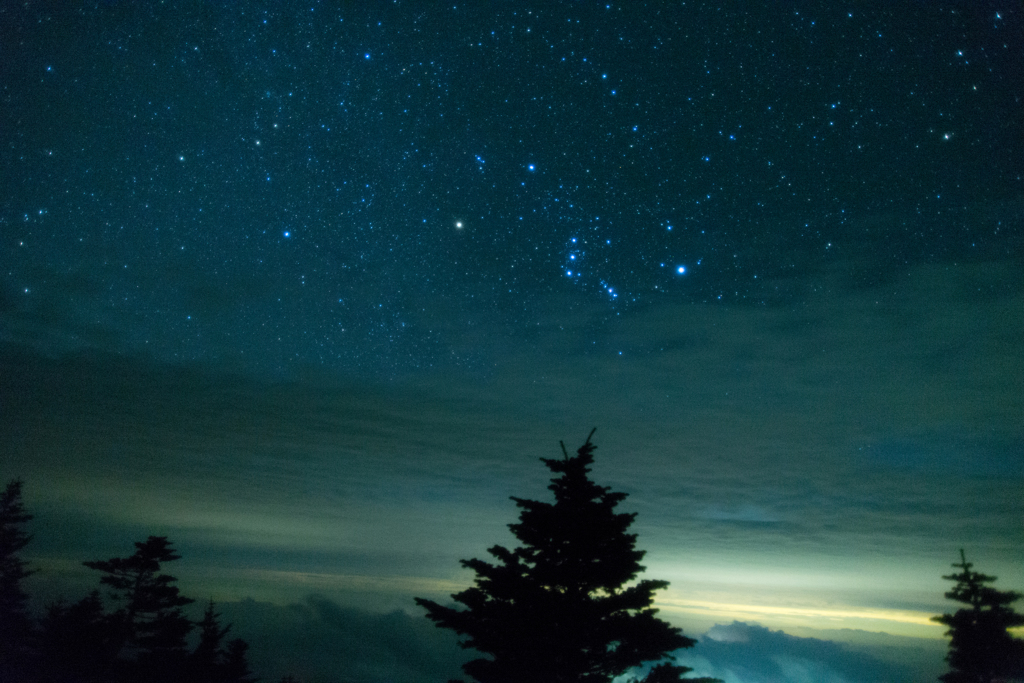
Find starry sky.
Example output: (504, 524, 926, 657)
(1, 2, 1022, 682)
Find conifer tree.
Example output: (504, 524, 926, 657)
(84, 535, 196, 682)
(191, 599, 233, 681)
(416, 430, 717, 683)
(932, 549, 1024, 683)
(0, 480, 35, 652)
(222, 637, 258, 683)
(0, 480, 35, 678)
(190, 599, 257, 683)
(36, 590, 114, 681)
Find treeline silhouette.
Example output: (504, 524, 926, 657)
(413, 432, 1024, 683)
(3, 431, 1024, 683)
(0, 480, 297, 683)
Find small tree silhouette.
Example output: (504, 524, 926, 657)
(191, 599, 258, 683)
(416, 430, 718, 683)
(0, 479, 36, 680)
(0, 480, 35, 652)
(192, 599, 233, 681)
(84, 535, 196, 682)
(37, 590, 114, 681)
(222, 637, 258, 683)
(933, 549, 1024, 683)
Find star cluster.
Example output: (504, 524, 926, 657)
(1, 2, 1020, 377)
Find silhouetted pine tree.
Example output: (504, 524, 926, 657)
(190, 599, 257, 683)
(36, 590, 115, 682)
(0, 480, 35, 677)
(83, 536, 196, 682)
(933, 549, 1024, 683)
(416, 430, 718, 683)
(222, 637, 258, 683)
(0, 481, 34, 647)
(191, 599, 233, 682)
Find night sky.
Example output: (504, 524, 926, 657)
(2, 2, 1022, 682)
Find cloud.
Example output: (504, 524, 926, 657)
(705, 623, 752, 643)
(669, 622, 937, 683)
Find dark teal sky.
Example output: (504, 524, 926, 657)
(1, 2, 1022, 681)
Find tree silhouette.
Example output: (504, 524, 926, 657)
(191, 599, 234, 681)
(36, 590, 114, 681)
(0, 479, 36, 678)
(0, 480, 35, 650)
(932, 549, 1024, 683)
(191, 599, 258, 683)
(83, 535, 196, 682)
(222, 637, 258, 683)
(416, 430, 718, 683)
(0, 481, 265, 682)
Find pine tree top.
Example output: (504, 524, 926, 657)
(938, 549, 1024, 612)
(509, 429, 644, 595)
(0, 479, 34, 558)
(416, 431, 704, 683)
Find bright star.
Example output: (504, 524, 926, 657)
(677, 265, 686, 274)
(455, 221, 463, 229)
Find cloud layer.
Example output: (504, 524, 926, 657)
(675, 622, 944, 683)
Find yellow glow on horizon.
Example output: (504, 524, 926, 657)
(657, 595, 938, 626)
(655, 595, 945, 638)
(230, 569, 947, 640)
